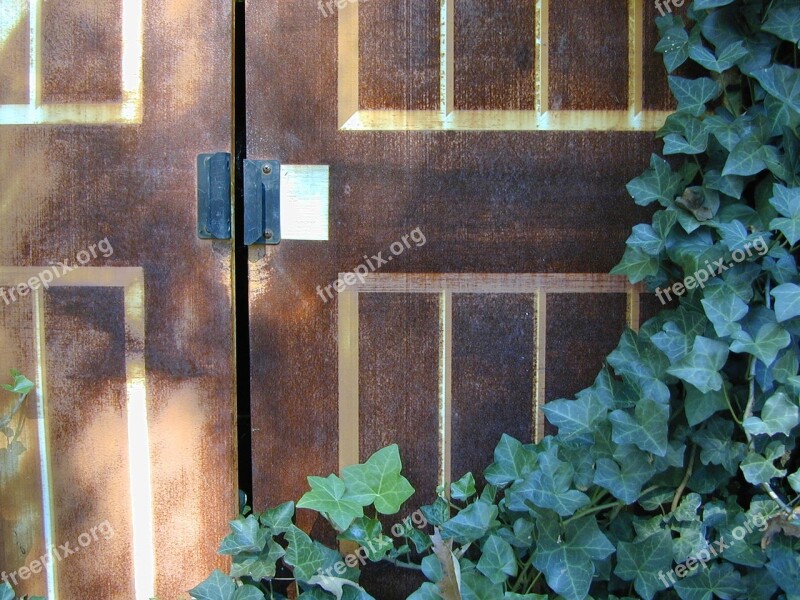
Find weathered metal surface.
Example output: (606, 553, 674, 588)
(0, 0, 235, 597)
(246, 2, 671, 597)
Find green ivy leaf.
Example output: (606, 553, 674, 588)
(232, 586, 266, 600)
(189, 570, 236, 600)
(342, 445, 414, 515)
(611, 246, 660, 283)
(693, 417, 748, 474)
(306, 574, 371, 600)
(441, 500, 497, 544)
(218, 515, 269, 555)
(740, 452, 787, 484)
(684, 384, 728, 427)
(0, 584, 14, 600)
(667, 336, 729, 393)
(689, 39, 748, 73)
(543, 394, 605, 441)
(626, 223, 666, 256)
(518, 450, 591, 517)
(460, 570, 504, 600)
(693, 0, 735, 8)
(651, 310, 707, 365)
(532, 517, 613, 600)
(656, 26, 690, 73)
(608, 329, 671, 403)
(743, 390, 800, 436)
(673, 562, 746, 600)
(594, 446, 656, 504)
(765, 538, 800, 596)
(484, 434, 538, 486)
(789, 470, 800, 493)
(230, 538, 285, 580)
(730, 322, 791, 367)
(701, 281, 749, 338)
(723, 138, 769, 177)
(769, 184, 800, 244)
(610, 398, 669, 457)
(2, 370, 34, 395)
(770, 283, 800, 323)
(407, 583, 441, 600)
(615, 530, 674, 600)
(669, 76, 722, 117)
(284, 525, 326, 582)
(763, 3, 800, 45)
(753, 64, 800, 116)
(450, 472, 477, 501)
(337, 517, 392, 561)
(477, 534, 517, 585)
(297, 474, 364, 531)
(260, 501, 295, 534)
(625, 154, 684, 207)
(420, 497, 450, 526)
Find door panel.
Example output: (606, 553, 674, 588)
(247, 1, 672, 596)
(0, 0, 234, 597)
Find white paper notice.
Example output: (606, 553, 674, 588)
(280, 165, 330, 241)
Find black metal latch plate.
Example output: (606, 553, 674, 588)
(243, 160, 281, 245)
(197, 154, 281, 245)
(197, 152, 231, 240)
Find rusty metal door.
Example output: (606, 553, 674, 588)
(245, 0, 675, 597)
(0, 0, 235, 597)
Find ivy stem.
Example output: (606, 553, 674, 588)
(524, 570, 542, 594)
(671, 444, 697, 513)
(765, 277, 772, 310)
(563, 501, 623, 525)
(723, 384, 743, 426)
(515, 552, 537, 590)
(742, 356, 795, 518)
(744, 356, 756, 421)
(383, 557, 422, 571)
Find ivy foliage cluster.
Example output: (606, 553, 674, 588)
(0, 369, 34, 471)
(187, 1, 800, 599)
(0, 371, 40, 600)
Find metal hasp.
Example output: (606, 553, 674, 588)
(243, 159, 281, 245)
(197, 152, 232, 239)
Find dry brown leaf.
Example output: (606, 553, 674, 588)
(760, 509, 800, 549)
(431, 527, 462, 600)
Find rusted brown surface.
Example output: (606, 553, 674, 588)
(358, 293, 439, 503)
(454, 0, 536, 111)
(41, 0, 123, 103)
(451, 294, 534, 479)
(0, 0, 29, 105)
(359, 0, 440, 110)
(0, 0, 235, 596)
(247, 2, 668, 597)
(549, 0, 629, 111)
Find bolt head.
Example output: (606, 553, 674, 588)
(262, 164, 272, 175)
